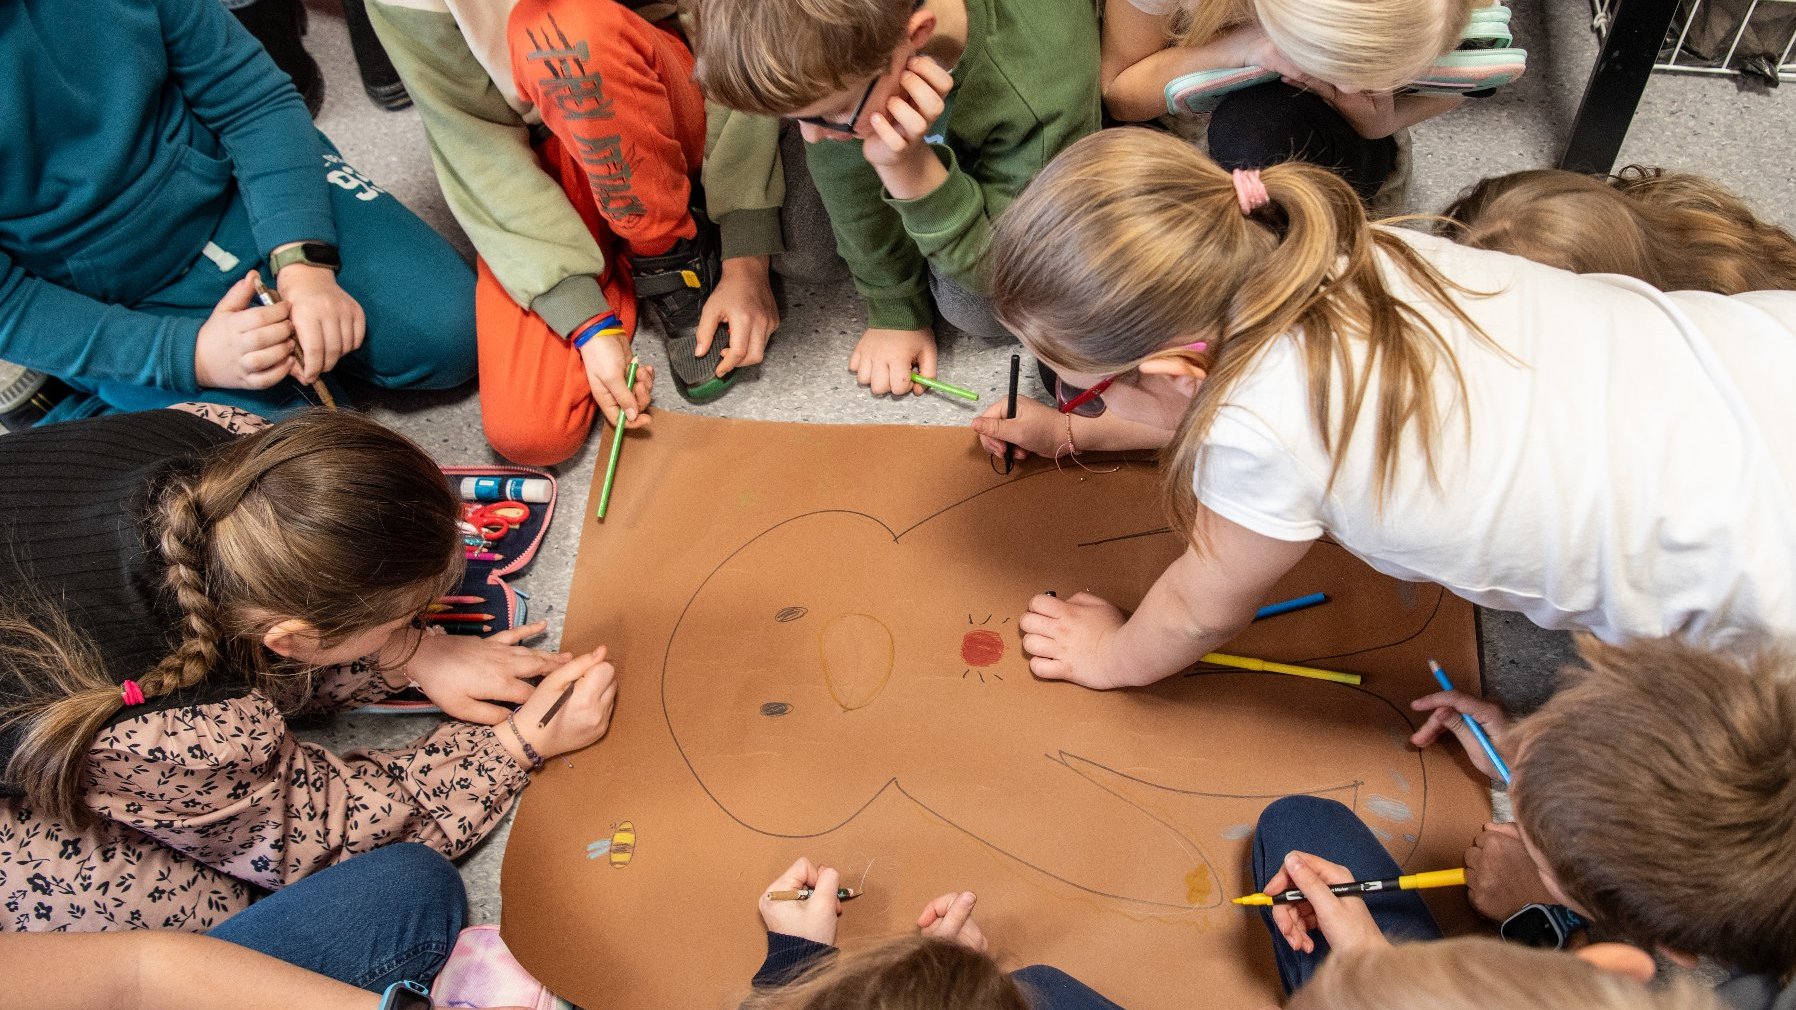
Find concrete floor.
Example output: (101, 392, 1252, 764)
(288, 0, 1796, 926)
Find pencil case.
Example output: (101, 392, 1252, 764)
(1164, 65, 1280, 116)
(1403, 48, 1528, 96)
(356, 464, 559, 715)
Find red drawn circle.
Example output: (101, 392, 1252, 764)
(960, 629, 1005, 667)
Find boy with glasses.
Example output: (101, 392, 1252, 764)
(693, 0, 1101, 399)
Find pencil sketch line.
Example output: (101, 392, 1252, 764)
(1076, 527, 1176, 548)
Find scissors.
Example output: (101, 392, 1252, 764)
(464, 500, 530, 543)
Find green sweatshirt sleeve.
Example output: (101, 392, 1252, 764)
(804, 140, 934, 331)
(367, 0, 609, 336)
(703, 105, 786, 261)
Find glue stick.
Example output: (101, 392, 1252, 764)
(459, 476, 551, 503)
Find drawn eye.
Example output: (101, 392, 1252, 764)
(760, 702, 792, 717)
(775, 606, 808, 623)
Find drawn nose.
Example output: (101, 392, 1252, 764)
(819, 613, 894, 711)
(961, 629, 1004, 667)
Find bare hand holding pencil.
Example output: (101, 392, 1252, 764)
(497, 647, 618, 769)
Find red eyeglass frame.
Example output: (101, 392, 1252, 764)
(1055, 341, 1208, 416)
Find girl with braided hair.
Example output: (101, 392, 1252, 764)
(0, 404, 617, 932)
(968, 129, 1796, 689)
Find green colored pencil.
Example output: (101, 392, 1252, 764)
(596, 357, 639, 520)
(910, 372, 979, 401)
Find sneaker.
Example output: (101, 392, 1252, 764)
(627, 213, 736, 403)
(342, 0, 412, 111)
(229, 0, 325, 118)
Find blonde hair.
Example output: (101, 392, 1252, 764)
(739, 936, 1029, 1010)
(692, 0, 911, 116)
(1290, 937, 1726, 1010)
(988, 128, 1488, 543)
(1513, 636, 1796, 977)
(1445, 166, 1796, 294)
(0, 411, 463, 825)
(1175, 0, 1478, 92)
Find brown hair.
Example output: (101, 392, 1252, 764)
(1289, 936, 1726, 1010)
(0, 411, 462, 825)
(988, 128, 1490, 544)
(692, 0, 912, 116)
(1444, 167, 1796, 295)
(1513, 636, 1796, 976)
(1174, 0, 1477, 92)
(739, 935, 1029, 1010)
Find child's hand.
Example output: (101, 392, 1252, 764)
(699, 256, 779, 377)
(276, 261, 366, 383)
(579, 331, 656, 429)
(1465, 822, 1556, 921)
(507, 647, 619, 761)
(1410, 689, 1513, 781)
(194, 272, 297, 390)
(1018, 591, 1129, 689)
(849, 326, 937, 397)
(404, 621, 570, 724)
(757, 859, 843, 946)
(972, 397, 1064, 462)
(863, 56, 953, 199)
(1263, 851, 1391, 956)
(916, 891, 988, 952)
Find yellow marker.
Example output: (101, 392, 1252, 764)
(1201, 652, 1362, 686)
(1233, 867, 1465, 906)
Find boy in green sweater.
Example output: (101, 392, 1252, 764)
(693, 0, 1100, 398)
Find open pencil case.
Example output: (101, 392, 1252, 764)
(1163, 5, 1526, 115)
(356, 465, 559, 715)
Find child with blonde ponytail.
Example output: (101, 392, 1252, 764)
(1102, 0, 1489, 198)
(971, 129, 1796, 690)
(0, 405, 618, 931)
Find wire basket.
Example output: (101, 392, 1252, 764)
(1590, 0, 1796, 82)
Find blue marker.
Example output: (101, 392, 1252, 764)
(1254, 592, 1328, 621)
(1428, 659, 1512, 784)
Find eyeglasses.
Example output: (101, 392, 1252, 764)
(791, 73, 881, 132)
(1054, 341, 1209, 418)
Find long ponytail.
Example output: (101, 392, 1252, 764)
(988, 128, 1492, 546)
(0, 410, 462, 825)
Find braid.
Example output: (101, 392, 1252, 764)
(147, 475, 226, 696)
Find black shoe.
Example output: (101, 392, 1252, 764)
(628, 214, 736, 402)
(229, 0, 324, 118)
(341, 0, 412, 111)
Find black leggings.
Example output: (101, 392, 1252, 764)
(1207, 82, 1398, 201)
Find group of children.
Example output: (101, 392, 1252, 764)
(2, 0, 1795, 1007)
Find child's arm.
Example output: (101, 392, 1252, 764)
(1019, 510, 1312, 689)
(79, 655, 616, 889)
(973, 397, 1174, 461)
(1103, 12, 1276, 122)
(0, 932, 382, 1010)
(698, 106, 785, 374)
(365, 0, 613, 339)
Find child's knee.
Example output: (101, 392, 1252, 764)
(483, 405, 592, 467)
(1255, 794, 1356, 840)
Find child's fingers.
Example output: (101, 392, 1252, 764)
(1025, 592, 1068, 620)
(1027, 655, 1072, 680)
(931, 891, 977, 939)
(897, 69, 946, 121)
(488, 620, 550, 647)
(884, 92, 932, 139)
(767, 857, 819, 893)
(908, 54, 955, 94)
(241, 358, 295, 390)
(216, 271, 261, 313)
(868, 111, 908, 152)
(239, 340, 296, 376)
(695, 299, 724, 358)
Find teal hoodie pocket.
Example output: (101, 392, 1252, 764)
(66, 144, 236, 305)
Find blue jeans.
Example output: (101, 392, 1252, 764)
(1252, 796, 1442, 994)
(44, 140, 474, 423)
(1014, 965, 1128, 1009)
(206, 844, 467, 993)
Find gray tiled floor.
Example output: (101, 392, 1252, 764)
(291, 0, 1795, 924)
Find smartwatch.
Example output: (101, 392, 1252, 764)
(1500, 902, 1589, 949)
(269, 241, 342, 275)
(377, 979, 432, 1010)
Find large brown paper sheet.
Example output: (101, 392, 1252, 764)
(503, 411, 1490, 1010)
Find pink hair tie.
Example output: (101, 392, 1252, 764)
(1232, 168, 1270, 216)
(120, 681, 146, 707)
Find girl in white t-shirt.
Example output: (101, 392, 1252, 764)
(1103, 0, 1484, 198)
(972, 128, 1796, 690)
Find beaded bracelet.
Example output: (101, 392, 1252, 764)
(504, 713, 543, 771)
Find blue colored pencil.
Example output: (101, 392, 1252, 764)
(1429, 659, 1512, 784)
(1254, 592, 1328, 621)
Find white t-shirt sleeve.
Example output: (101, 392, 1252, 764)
(1125, 0, 1177, 13)
(1193, 405, 1328, 542)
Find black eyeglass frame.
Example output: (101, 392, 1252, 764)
(790, 73, 882, 132)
